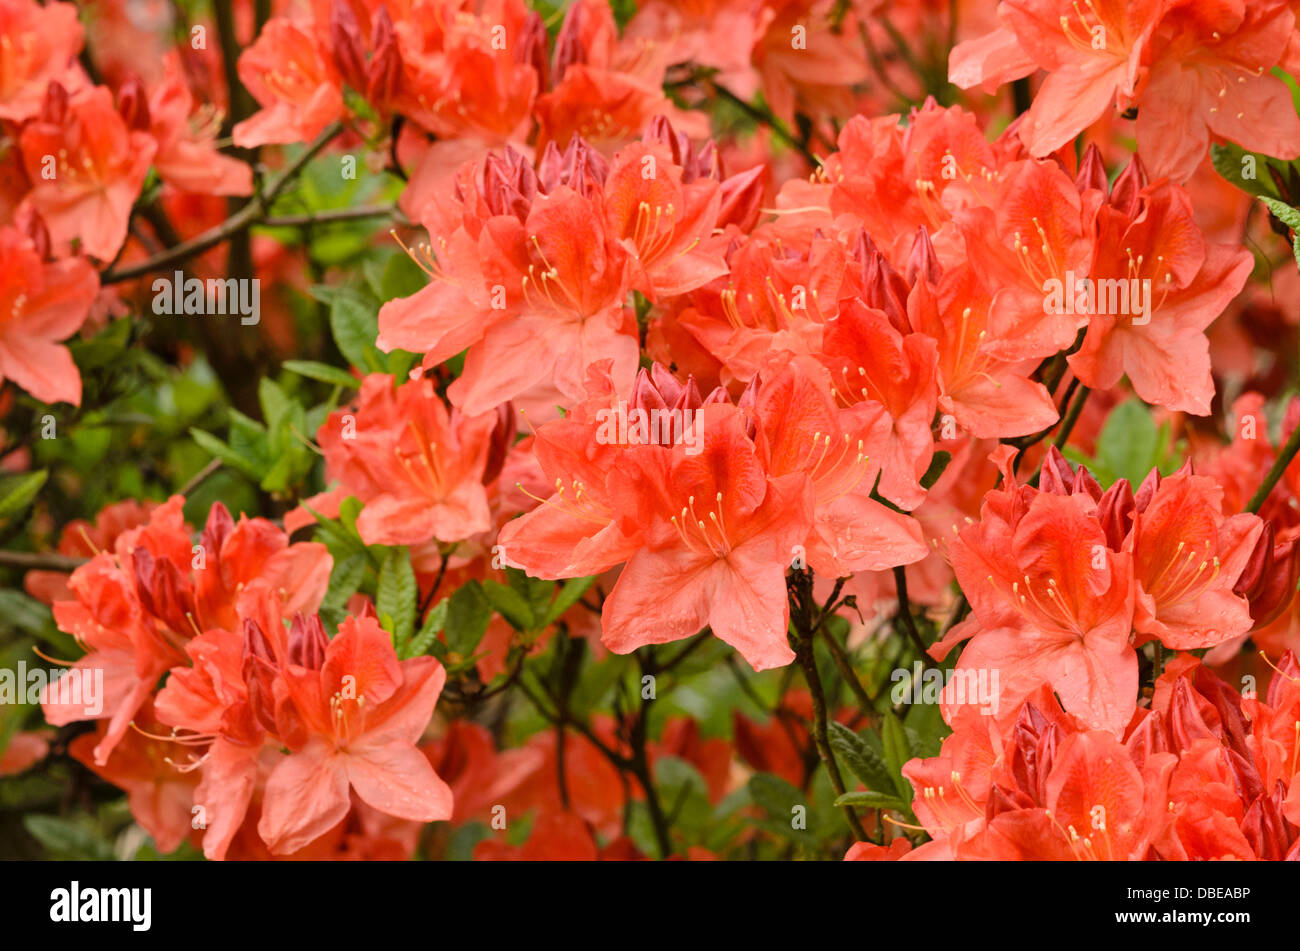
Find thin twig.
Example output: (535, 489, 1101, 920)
(1247, 417, 1300, 514)
(892, 566, 933, 664)
(659, 629, 711, 672)
(704, 79, 819, 166)
(261, 204, 404, 228)
(178, 458, 222, 497)
(0, 551, 88, 572)
(820, 625, 878, 714)
(101, 121, 346, 284)
(631, 647, 674, 858)
(790, 570, 866, 841)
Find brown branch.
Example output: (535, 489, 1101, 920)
(790, 569, 867, 841)
(703, 78, 819, 167)
(820, 624, 878, 714)
(0, 551, 88, 572)
(101, 121, 346, 284)
(892, 565, 934, 664)
(1247, 416, 1300, 514)
(178, 458, 222, 497)
(261, 204, 405, 229)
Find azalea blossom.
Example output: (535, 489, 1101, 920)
(0, 225, 98, 405)
(9, 0, 1300, 867)
(18, 83, 155, 261)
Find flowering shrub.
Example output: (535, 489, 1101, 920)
(3, 0, 1300, 863)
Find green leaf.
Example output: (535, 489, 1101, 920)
(282, 360, 360, 389)
(1094, 399, 1160, 485)
(68, 318, 132, 370)
(1261, 195, 1300, 230)
(227, 410, 270, 467)
(920, 450, 951, 490)
(647, 756, 713, 842)
(376, 548, 417, 646)
(378, 251, 428, 302)
(747, 773, 804, 821)
(23, 816, 115, 861)
(880, 711, 914, 803)
(903, 699, 950, 758)
(190, 428, 261, 479)
(0, 470, 47, 520)
(833, 790, 905, 810)
(480, 578, 534, 631)
(1260, 197, 1300, 271)
(307, 507, 364, 556)
(329, 293, 385, 374)
(508, 568, 555, 620)
(258, 377, 294, 435)
(1211, 143, 1282, 200)
(401, 597, 449, 659)
(319, 552, 366, 627)
(0, 589, 53, 636)
(540, 575, 597, 628)
(828, 721, 894, 792)
(338, 496, 365, 539)
(444, 582, 491, 656)
(385, 348, 418, 380)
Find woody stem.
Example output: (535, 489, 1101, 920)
(0, 550, 89, 571)
(261, 204, 404, 228)
(632, 647, 674, 859)
(892, 566, 935, 667)
(791, 570, 867, 841)
(1246, 419, 1300, 514)
(820, 625, 878, 714)
(702, 79, 820, 166)
(101, 121, 346, 284)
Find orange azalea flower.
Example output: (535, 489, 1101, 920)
(0, 0, 85, 122)
(0, 225, 98, 405)
(18, 83, 155, 261)
(502, 367, 810, 669)
(1068, 167, 1254, 415)
(137, 55, 253, 196)
(258, 614, 454, 854)
(475, 810, 643, 860)
(534, 0, 707, 154)
(0, 730, 49, 776)
(69, 701, 200, 855)
(314, 374, 500, 548)
(905, 684, 1176, 860)
(1139, 0, 1300, 181)
(43, 498, 331, 766)
(817, 296, 939, 510)
(955, 156, 1095, 363)
(1126, 467, 1263, 649)
(497, 363, 720, 578)
(908, 254, 1060, 439)
(603, 138, 729, 300)
(232, 16, 345, 148)
(378, 139, 639, 415)
(939, 448, 1138, 733)
(392, 0, 541, 143)
(600, 401, 809, 668)
(24, 498, 157, 605)
(951, 0, 1168, 157)
(745, 352, 928, 575)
